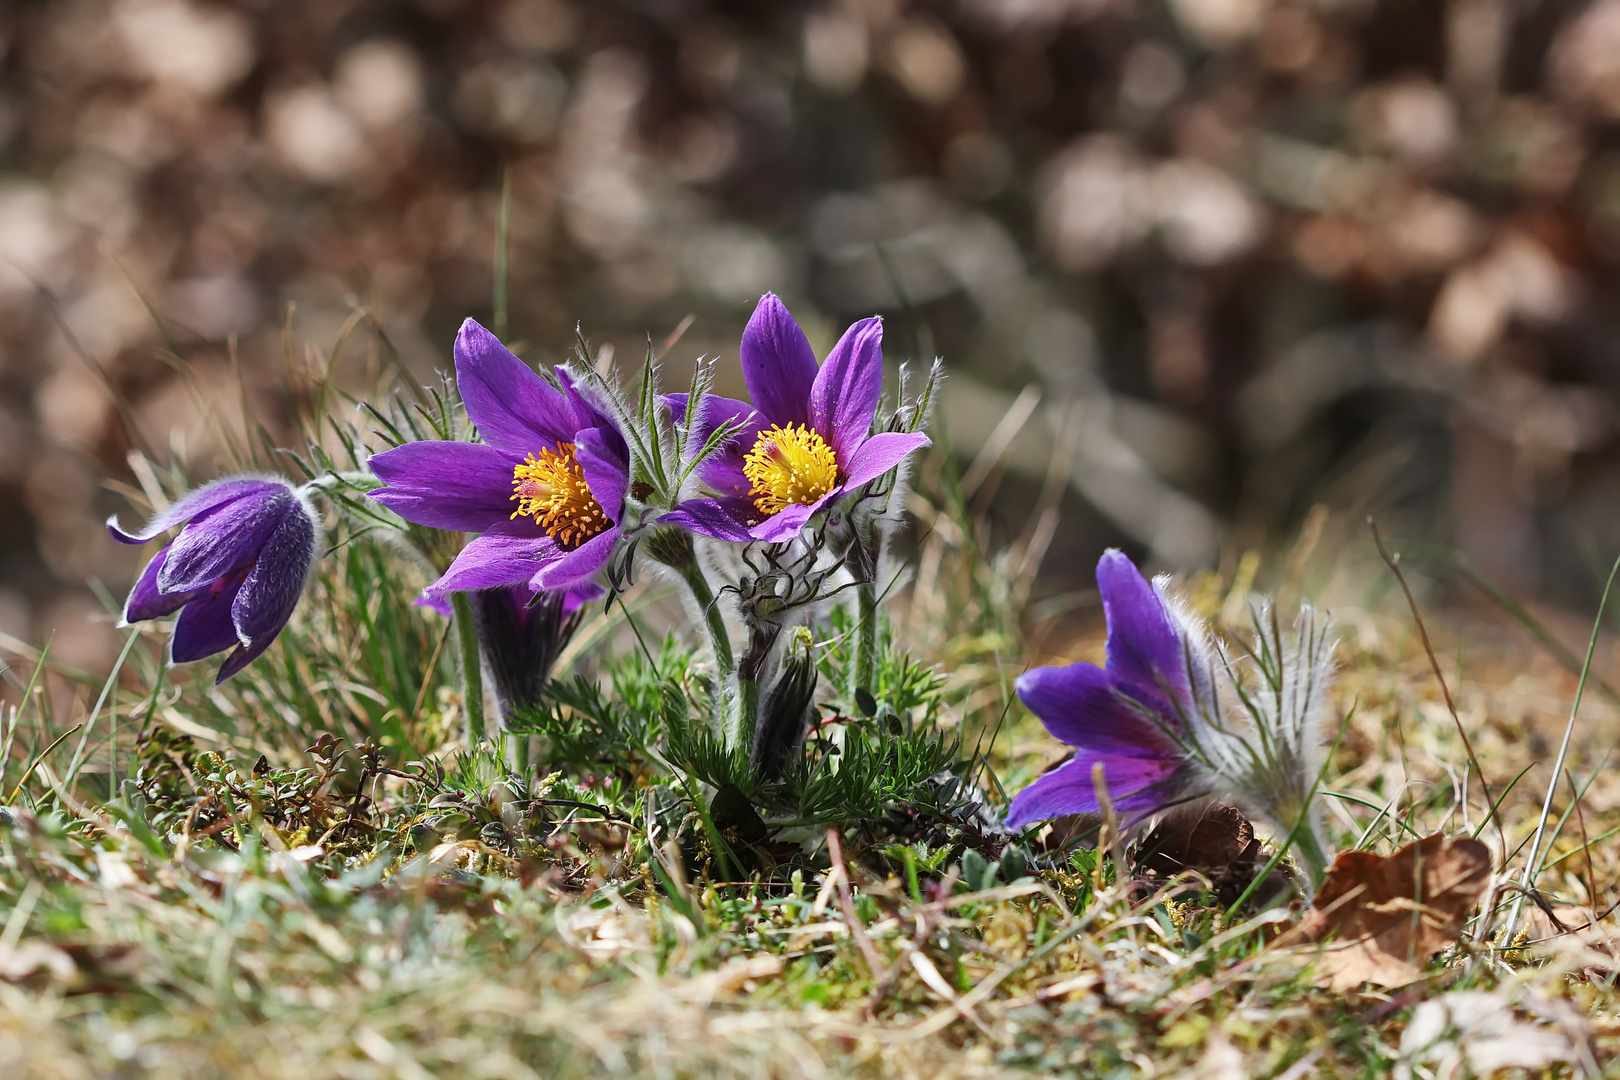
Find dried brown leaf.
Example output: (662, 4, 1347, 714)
(1297, 834, 1492, 991)
(1140, 801, 1256, 876)
(1520, 902, 1620, 962)
(1138, 800, 1271, 906)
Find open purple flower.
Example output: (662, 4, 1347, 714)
(111, 477, 321, 683)
(366, 319, 629, 613)
(1005, 549, 1207, 830)
(661, 294, 930, 543)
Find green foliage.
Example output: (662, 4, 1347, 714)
(201, 531, 455, 759)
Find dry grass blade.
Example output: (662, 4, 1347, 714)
(1368, 519, 1505, 858)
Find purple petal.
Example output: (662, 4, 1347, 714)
(668, 392, 766, 498)
(662, 392, 691, 425)
(748, 490, 836, 543)
(1096, 549, 1190, 709)
(534, 526, 618, 591)
(108, 477, 284, 545)
(740, 294, 818, 429)
(556, 368, 625, 457)
(170, 574, 248, 664)
(419, 594, 456, 618)
(215, 630, 286, 684)
(808, 316, 883, 463)
(368, 440, 518, 532)
(1004, 751, 1179, 830)
(454, 319, 577, 457)
(559, 580, 607, 614)
(701, 450, 756, 501)
(661, 497, 761, 542)
(502, 579, 604, 617)
(158, 487, 294, 594)
(838, 430, 931, 490)
(231, 498, 319, 648)
(1014, 663, 1179, 757)
(120, 547, 202, 625)
(574, 426, 627, 526)
(419, 520, 562, 609)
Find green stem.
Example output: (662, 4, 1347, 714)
(450, 591, 486, 745)
(679, 560, 733, 673)
(1290, 818, 1330, 895)
(852, 581, 878, 698)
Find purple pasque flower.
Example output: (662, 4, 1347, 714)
(471, 580, 602, 717)
(661, 294, 930, 543)
(366, 319, 630, 614)
(110, 476, 322, 683)
(1005, 549, 1211, 830)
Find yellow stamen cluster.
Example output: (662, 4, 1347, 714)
(743, 424, 839, 518)
(510, 443, 611, 550)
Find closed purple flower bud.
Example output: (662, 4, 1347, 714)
(750, 627, 818, 782)
(470, 581, 601, 719)
(109, 476, 322, 684)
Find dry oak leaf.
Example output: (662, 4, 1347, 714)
(1296, 834, 1492, 991)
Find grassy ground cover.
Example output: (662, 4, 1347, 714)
(2, 331, 1619, 1078)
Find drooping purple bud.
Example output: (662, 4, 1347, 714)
(111, 476, 322, 683)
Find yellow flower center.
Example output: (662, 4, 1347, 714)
(742, 424, 839, 518)
(510, 443, 611, 550)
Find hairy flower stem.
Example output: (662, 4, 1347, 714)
(450, 591, 487, 744)
(852, 581, 878, 698)
(734, 673, 761, 755)
(678, 560, 734, 674)
(675, 559, 757, 745)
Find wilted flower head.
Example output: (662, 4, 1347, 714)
(367, 319, 630, 612)
(662, 294, 931, 543)
(111, 476, 322, 683)
(471, 581, 601, 718)
(1007, 549, 1335, 881)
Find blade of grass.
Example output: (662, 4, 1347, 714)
(1368, 519, 1505, 858)
(63, 629, 140, 791)
(1505, 545, 1620, 942)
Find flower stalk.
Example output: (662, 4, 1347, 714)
(675, 558, 733, 675)
(852, 579, 877, 698)
(450, 591, 487, 744)
(1288, 813, 1331, 893)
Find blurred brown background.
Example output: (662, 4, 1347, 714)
(2, 0, 1620, 676)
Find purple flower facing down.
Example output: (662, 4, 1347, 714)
(661, 294, 931, 543)
(471, 580, 602, 717)
(366, 319, 630, 613)
(1005, 549, 1339, 888)
(1005, 549, 1208, 830)
(111, 477, 322, 683)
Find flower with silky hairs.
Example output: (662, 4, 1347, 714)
(366, 319, 630, 612)
(661, 294, 931, 543)
(1006, 548, 1336, 886)
(111, 476, 322, 683)
(1006, 549, 1213, 829)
